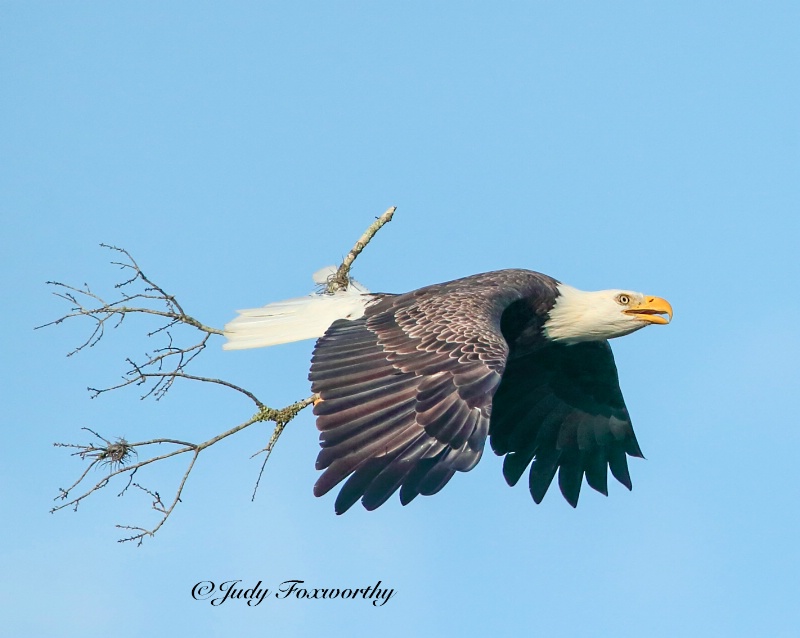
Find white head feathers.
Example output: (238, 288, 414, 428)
(543, 284, 667, 344)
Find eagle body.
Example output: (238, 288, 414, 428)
(224, 268, 672, 513)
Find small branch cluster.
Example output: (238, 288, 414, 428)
(43, 207, 396, 544)
(37, 243, 225, 401)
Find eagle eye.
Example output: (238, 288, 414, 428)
(616, 294, 631, 305)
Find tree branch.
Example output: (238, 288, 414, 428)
(326, 205, 395, 292)
(43, 208, 396, 544)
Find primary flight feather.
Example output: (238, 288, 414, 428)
(224, 267, 672, 513)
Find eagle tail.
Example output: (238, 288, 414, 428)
(223, 266, 371, 351)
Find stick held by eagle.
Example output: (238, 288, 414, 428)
(224, 268, 672, 513)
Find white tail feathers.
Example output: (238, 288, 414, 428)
(223, 266, 371, 351)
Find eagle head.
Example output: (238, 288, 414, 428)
(543, 285, 673, 344)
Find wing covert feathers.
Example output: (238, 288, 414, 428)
(303, 269, 644, 512)
(309, 271, 539, 513)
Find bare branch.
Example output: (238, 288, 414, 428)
(326, 205, 396, 293)
(45, 208, 396, 543)
(51, 395, 316, 544)
(37, 243, 227, 404)
(250, 395, 318, 500)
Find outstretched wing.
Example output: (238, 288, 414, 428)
(489, 340, 643, 507)
(309, 282, 516, 514)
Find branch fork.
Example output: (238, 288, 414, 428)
(42, 207, 396, 544)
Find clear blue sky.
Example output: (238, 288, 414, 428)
(2, 3, 798, 636)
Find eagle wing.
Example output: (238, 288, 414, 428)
(489, 340, 644, 507)
(310, 279, 519, 514)
(309, 270, 643, 512)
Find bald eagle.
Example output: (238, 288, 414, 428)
(224, 268, 672, 514)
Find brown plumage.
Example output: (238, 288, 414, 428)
(308, 270, 644, 514)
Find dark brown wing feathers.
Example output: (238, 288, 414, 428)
(308, 269, 643, 512)
(489, 340, 643, 507)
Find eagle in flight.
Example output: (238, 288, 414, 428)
(224, 267, 672, 514)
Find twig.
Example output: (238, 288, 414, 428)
(45, 208, 396, 544)
(250, 395, 318, 500)
(326, 205, 395, 293)
(52, 396, 316, 545)
(37, 244, 225, 402)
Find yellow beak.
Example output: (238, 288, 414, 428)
(624, 296, 673, 325)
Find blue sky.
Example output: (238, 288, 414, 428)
(2, 3, 799, 636)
